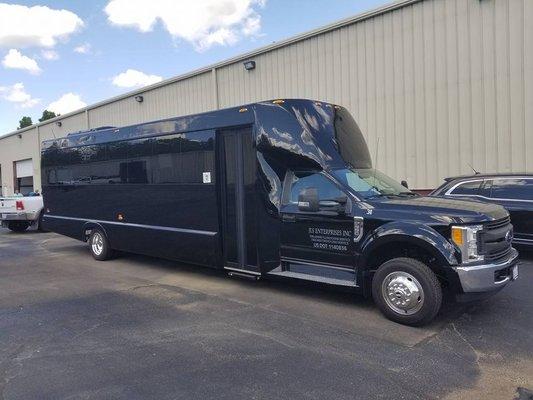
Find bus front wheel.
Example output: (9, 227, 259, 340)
(372, 257, 442, 326)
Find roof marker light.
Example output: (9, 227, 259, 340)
(239, 108, 248, 113)
(272, 100, 285, 104)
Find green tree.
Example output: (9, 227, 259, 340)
(38, 109, 58, 122)
(18, 116, 33, 129)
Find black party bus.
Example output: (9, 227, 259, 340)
(41, 99, 519, 326)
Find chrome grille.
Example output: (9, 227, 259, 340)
(479, 216, 513, 263)
(484, 216, 511, 231)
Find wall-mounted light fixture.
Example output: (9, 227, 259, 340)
(243, 60, 256, 71)
(56, 121, 62, 127)
(134, 95, 144, 103)
(17, 134, 22, 139)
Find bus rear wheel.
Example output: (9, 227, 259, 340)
(89, 229, 113, 261)
(372, 257, 442, 326)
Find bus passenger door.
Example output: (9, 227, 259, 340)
(218, 126, 259, 274)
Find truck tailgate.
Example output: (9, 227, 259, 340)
(0, 198, 18, 214)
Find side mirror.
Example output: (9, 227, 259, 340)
(401, 180, 409, 189)
(298, 188, 319, 212)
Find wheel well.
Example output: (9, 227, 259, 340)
(82, 223, 106, 242)
(365, 241, 446, 281)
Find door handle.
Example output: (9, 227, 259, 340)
(282, 214, 296, 222)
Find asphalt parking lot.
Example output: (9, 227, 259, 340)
(0, 229, 532, 400)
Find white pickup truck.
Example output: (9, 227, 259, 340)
(0, 195, 44, 232)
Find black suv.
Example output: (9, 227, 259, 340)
(431, 173, 533, 247)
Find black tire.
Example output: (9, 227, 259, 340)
(88, 229, 113, 261)
(8, 221, 30, 232)
(37, 212, 47, 232)
(372, 257, 442, 326)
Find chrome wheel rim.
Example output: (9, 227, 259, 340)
(91, 233, 104, 256)
(381, 271, 424, 315)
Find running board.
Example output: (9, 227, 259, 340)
(225, 267, 261, 281)
(268, 264, 357, 288)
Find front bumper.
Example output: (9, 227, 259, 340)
(453, 248, 519, 293)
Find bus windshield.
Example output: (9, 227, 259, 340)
(332, 108, 372, 169)
(332, 168, 413, 199)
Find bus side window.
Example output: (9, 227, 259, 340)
(181, 130, 215, 184)
(283, 171, 344, 205)
(152, 134, 183, 184)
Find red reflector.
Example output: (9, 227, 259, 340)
(16, 200, 24, 210)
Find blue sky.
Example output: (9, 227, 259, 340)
(0, 0, 388, 135)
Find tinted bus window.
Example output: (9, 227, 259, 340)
(491, 178, 533, 200)
(181, 130, 215, 184)
(42, 146, 73, 185)
(70, 146, 100, 185)
(107, 141, 128, 183)
(153, 134, 183, 184)
(127, 138, 153, 184)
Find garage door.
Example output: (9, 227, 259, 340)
(15, 159, 34, 195)
(15, 159, 33, 178)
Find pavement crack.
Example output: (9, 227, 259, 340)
(233, 327, 296, 349)
(0, 344, 25, 400)
(70, 322, 105, 341)
(123, 284, 159, 292)
(451, 322, 482, 366)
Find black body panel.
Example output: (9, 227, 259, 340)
(41, 99, 512, 297)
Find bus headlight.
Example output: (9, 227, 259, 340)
(451, 225, 484, 264)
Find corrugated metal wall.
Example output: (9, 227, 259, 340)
(1, 0, 531, 193)
(217, 0, 533, 188)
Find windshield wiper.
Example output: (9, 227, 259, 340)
(364, 193, 387, 199)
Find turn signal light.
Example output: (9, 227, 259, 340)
(451, 227, 464, 246)
(16, 200, 24, 211)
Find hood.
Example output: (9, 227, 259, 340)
(359, 195, 508, 225)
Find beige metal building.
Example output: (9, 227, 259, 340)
(1, 0, 532, 195)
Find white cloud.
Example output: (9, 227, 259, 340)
(0, 82, 40, 108)
(2, 49, 41, 74)
(41, 50, 59, 60)
(0, 3, 84, 48)
(104, 0, 265, 52)
(47, 93, 87, 114)
(73, 43, 91, 54)
(112, 69, 162, 88)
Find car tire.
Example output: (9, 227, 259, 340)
(89, 229, 113, 261)
(8, 221, 30, 232)
(372, 257, 442, 326)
